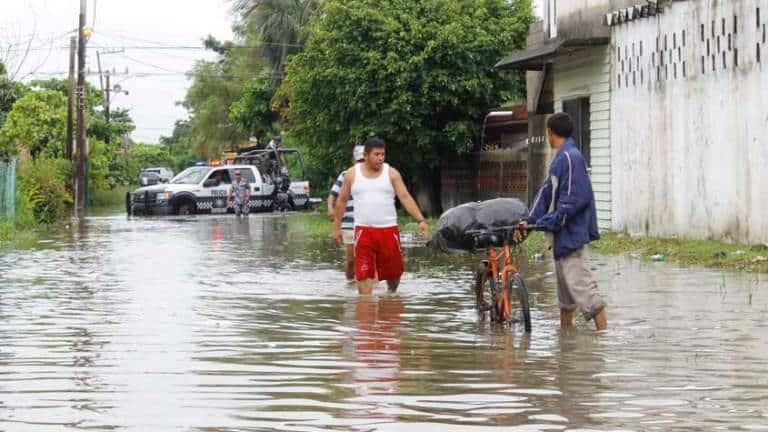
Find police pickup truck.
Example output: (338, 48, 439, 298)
(127, 164, 310, 216)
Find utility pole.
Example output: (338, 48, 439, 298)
(65, 36, 76, 160)
(96, 50, 111, 144)
(74, 0, 88, 215)
(104, 70, 111, 126)
(96, 51, 104, 94)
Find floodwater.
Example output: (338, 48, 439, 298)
(1, 212, 767, 431)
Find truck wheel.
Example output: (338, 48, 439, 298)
(177, 201, 195, 215)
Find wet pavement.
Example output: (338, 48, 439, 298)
(0, 212, 767, 431)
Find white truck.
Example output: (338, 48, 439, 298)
(127, 164, 300, 216)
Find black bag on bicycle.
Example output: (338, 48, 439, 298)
(429, 198, 529, 251)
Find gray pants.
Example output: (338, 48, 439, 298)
(555, 247, 606, 321)
(233, 201, 250, 216)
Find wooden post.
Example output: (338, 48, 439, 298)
(74, 0, 88, 215)
(65, 36, 76, 160)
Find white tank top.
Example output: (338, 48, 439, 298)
(352, 163, 397, 227)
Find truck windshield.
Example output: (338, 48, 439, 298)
(171, 167, 211, 184)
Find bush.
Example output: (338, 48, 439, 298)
(17, 158, 72, 224)
(0, 90, 67, 160)
(88, 139, 111, 191)
(128, 143, 172, 181)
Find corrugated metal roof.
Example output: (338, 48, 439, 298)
(495, 38, 611, 71)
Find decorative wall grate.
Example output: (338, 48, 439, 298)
(614, 6, 765, 90)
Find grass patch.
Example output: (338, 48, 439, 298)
(293, 210, 546, 258)
(0, 219, 39, 249)
(90, 186, 135, 209)
(592, 232, 768, 272)
(290, 209, 439, 238)
(287, 212, 768, 273)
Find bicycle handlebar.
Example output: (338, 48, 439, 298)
(464, 224, 544, 249)
(464, 224, 543, 237)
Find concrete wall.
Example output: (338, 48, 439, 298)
(553, 0, 611, 40)
(553, 46, 613, 230)
(611, 0, 768, 243)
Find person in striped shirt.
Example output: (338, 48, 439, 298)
(328, 145, 365, 279)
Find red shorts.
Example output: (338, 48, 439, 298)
(354, 226, 404, 281)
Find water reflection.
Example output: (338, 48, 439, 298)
(0, 213, 766, 431)
(341, 296, 404, 397)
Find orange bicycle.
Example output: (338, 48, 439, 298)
(466, 225, 539, 332)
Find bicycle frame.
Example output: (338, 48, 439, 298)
(481, 244, 519, 322)
(472, 224, 540, 323)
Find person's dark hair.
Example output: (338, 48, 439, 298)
(363, 137, 386, 153)
(546, 112, 574, 138)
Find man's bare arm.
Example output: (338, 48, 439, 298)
(327, 194, 337, 220)
(390, 168, 426, 222)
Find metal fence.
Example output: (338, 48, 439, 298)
(0, 157, 17, 221)
(441, 149, 529, 211)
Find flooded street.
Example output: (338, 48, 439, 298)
(1, 212, 767, 431)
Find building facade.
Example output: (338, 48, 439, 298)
(498, 0, 768, 244)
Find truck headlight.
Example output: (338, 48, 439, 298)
(158, 192, 173, 201)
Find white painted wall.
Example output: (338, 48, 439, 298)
(553, 46, 613, 230)
(611, 0, 768, 243)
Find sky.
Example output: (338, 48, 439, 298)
(1, 0, 234, 142)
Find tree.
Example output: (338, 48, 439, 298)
(283, 0, 532, 213)
(0, 90, 67, 160)
(229, 73, 279, 139)
(127, 143, 173, 180)
(232, 0, 319, 75)
(160, 119, 198, 172)
(184, 58, 245, 159)
(28, 78, 136, 187)
(0, 62, 28, 130)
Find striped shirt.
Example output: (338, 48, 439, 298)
(330, 170, 354, 230)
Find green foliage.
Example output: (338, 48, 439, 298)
(229, 73, 279, 138)
(88, 139, 111, 191)
(28, 78, 135, 142)
(90, 185, 133, 208)
(0, 76, 27, 130)
(16, 158, 73, 225)
(160, 120, 198, 172)
(0, 90, 67, 159)
(283, 0, 532, 179)
(128, 143, 172, 177)
(184, 57, 247, 158)
(181, 0, 318, 161)
(232, 0, 319, 74)
(30, 78, 104, 108)
(593, 232, 768, 273)
(1, 78, 136, 189)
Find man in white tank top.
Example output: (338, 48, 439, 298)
(332, 138, 430, 295)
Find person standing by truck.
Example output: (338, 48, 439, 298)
(227, 169, 251, 218)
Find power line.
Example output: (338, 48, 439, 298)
(4, 42, 304, 53)
(121, 54, 183, 74)
(25, 71, 286, 83)
(97, 31, 200, 48)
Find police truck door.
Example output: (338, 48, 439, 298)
(203, 168, 232, 214)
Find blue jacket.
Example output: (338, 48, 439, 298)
(528, 138, 600, 260)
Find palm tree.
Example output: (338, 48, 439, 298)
(232, 0, 319, 78)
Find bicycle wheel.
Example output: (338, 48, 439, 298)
(474, 262, 496, 320)
(506, 273, 532, 333)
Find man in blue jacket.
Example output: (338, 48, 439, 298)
(520, 112, 607, 330)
